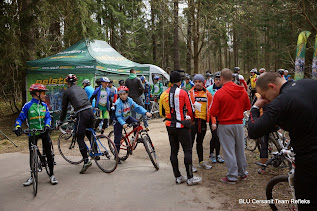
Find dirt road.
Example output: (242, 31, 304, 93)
(0, 119, 227, 211)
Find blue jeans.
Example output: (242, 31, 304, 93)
(114, 116, 138, 153)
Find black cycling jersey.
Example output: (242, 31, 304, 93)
(60, 84, 92, 122)
(248, 79, 317, 157)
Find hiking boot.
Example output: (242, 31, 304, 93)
(198, 161, 212, 170)
(220, 177, 236, 184)
(209, 154, 217, 163)
(258, 168, 266, 175)
(240, 174, 248, 181)
(217, 155, 225, 163)
(175, 175, 187, 184)
(192, 165, 197, 173)
(50, 175, 58, 185)
(187, 176, 202, 186)
(80, 161, 92, 174)
(23, 176, 33, 186)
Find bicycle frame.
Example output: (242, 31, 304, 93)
(122, 123, 143, 151)
(86, 128, 111, 157)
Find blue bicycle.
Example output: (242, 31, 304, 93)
(58, 117, 118, 173)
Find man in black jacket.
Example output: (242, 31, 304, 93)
(59, 74, 95, 174)
(248, 72, 317, 211)
(125, 69, 148, 128)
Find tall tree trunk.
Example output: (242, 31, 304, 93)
(18, 0, 36, 105)
(173, 0, 180, 70)
(150, 0, 157, 63)
(186, 0, 193, 74)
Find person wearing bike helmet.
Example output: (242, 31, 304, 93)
(259, 68, 266, 75)
(247, 69, 258, 102)
(206, 72, 225, 164)
(14, 84, 58, 185)
(118, 79, 125, 86)
(277, 69, 285, 77)
(205, 72, 213, 88)
(59, 74, 95, 174)
(90, 77, 111, 135)
(233, 67, 248, 90)
(151, 75, 163, 96)
(113, 86, 152, 161)
(283, 69, 290, 81)
(82, 79, 95, 107)
(181, 75, 194, 91)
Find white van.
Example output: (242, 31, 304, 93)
(144, 64, 170, 91)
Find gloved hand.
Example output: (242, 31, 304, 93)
(44, 126, 51, 132)
(14, 127, 22, 136)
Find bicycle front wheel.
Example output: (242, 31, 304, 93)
(266, 175, 296, 211)
(142, 134, 159, 170)
(58, 133, 83, 165)
(31, 148, 38, 196)
(108, 131, 129, 161)
(94, 135, 118, 173)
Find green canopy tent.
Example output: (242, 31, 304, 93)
(26, 39, 149, 111)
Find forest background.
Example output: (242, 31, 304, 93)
(1, 0, 316, 112)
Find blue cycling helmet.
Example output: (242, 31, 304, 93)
(140, 76, 145, 81)
(100, 77, 110, 83)
(153, 75, 159, 80)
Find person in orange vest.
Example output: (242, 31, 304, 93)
(188, 74, 216, 172)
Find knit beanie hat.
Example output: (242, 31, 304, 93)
(193, 74, 205, 83)
(170, 71, 182, 83)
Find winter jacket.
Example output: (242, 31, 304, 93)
(115, 97, 147, 125)
(125, 76, 144, 99)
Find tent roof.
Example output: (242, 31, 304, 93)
(27, 39, 149, 75)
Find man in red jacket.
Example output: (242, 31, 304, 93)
(211, 68, 251, 184)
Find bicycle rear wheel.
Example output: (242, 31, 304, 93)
(108, 131, 129, 161)
(31, 148, 38, 196)
(94, 135, 118, 173)
(142, 133, 159, 170)
(58, 133, 83, 165)
(266, 175, 296, 211)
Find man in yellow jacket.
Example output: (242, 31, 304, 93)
(189, 74, 216, 172)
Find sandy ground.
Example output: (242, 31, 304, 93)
(0, 118, 229, 211)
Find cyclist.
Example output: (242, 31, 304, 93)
(181, 75, 194, 91)
(189, 74, 215, 171)
(248, 72, 317, 210)
(90, 77, 111, 135)
(151, 75, 163, 97)
(247, 68, 258, 102)
(95, 78, 102, 89)
(59, 74, 95, 174)
(118, 79, 125, 86)
(82, 79, 95, 107)
(14, 84, 58, 185)
(108, 80, 117, 104)
(277, 69, 285, 77)
(113, 86, 152, 163)
(206, 72, 225, 163)
(160, 71, 202, 186)
(233, 67, 248, 90)
(283, 69, 290, 81)
(140, 76, 151, 112)
(205, 73, 213, 88)
(259, 68, 265, 75)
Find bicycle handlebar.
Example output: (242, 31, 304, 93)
(21, 127, 55, 135)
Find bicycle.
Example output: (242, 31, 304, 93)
(57, 114, 119, 173)
(108, 120, 159, 170)
(21, 128, 55, 196)
(150, 95, 160, 119)
(257, 147, 296, 211)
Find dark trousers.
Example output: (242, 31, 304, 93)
(259, 134, 269, 158)
(294, 153, 317, 211)
(28, 132, 54, 176)
(114, 116, 138, 153)
(167, 126, 193, 179)
(74, 108, 95, 163)
(209, 122, 220, 156)
(191, 119, 207, 163)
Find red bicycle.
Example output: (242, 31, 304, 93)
(108, 120, 159, 170)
